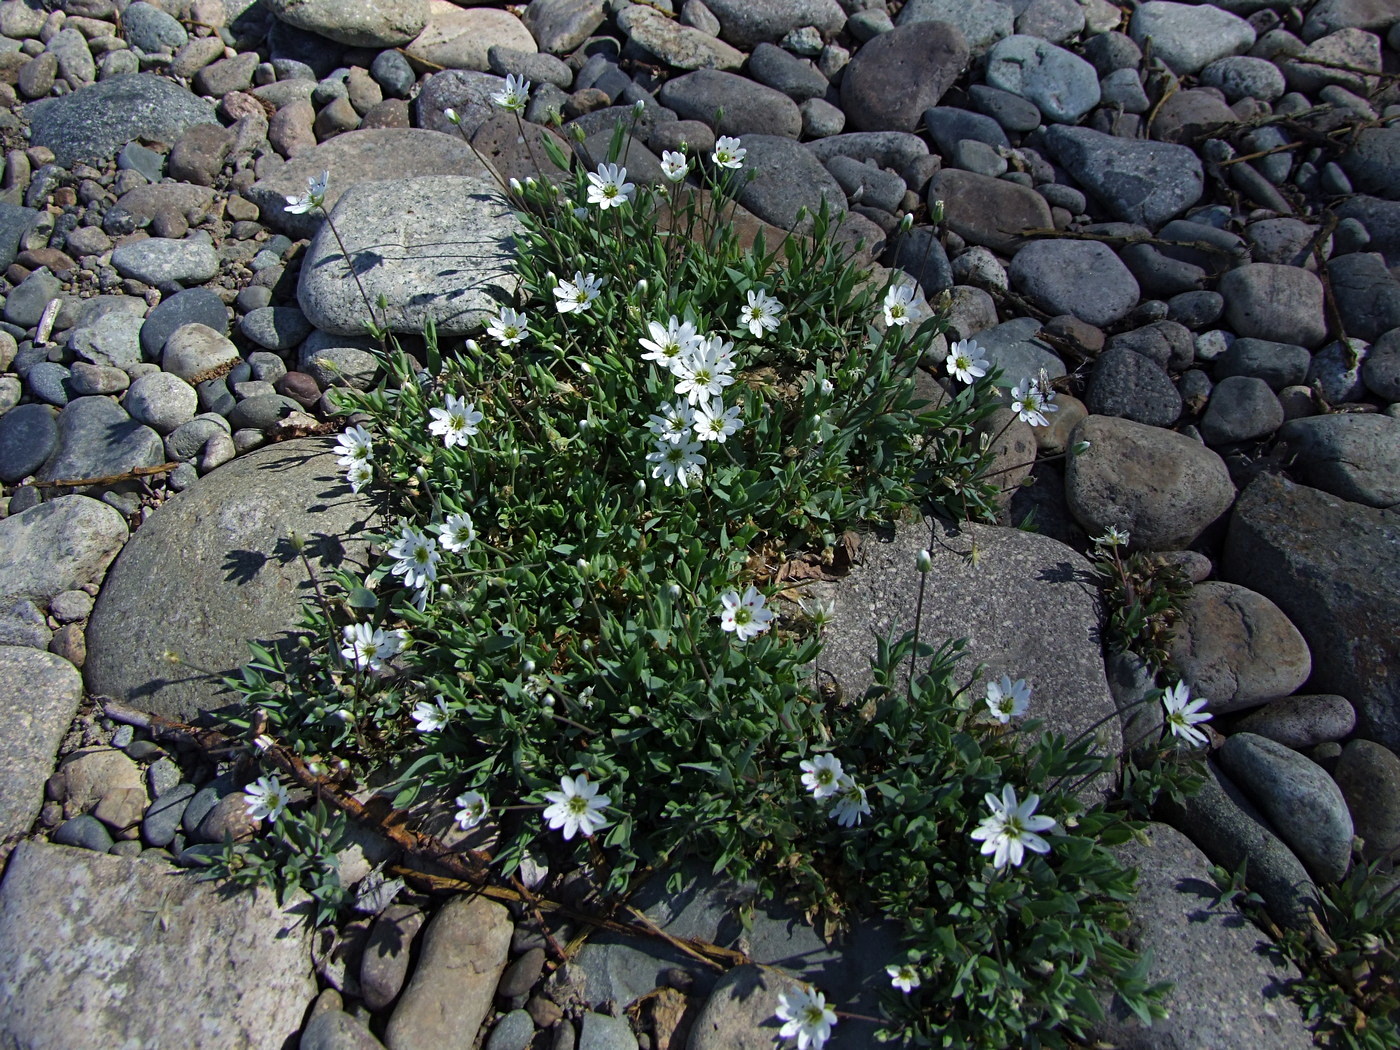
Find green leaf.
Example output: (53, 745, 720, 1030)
(347, 587, 378, 610)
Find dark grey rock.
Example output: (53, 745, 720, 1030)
(1042, 125, 1204, 227)
(840, 21, 968, 133)
(1219, 732, 1352, 884)
(699, 0, 845, 49)
(0, 840, 315, 1048)
(1089, 823, 1312, 1050)
(0, 403, 58, 484)
(930, 169, 1051, 254)
(923, 106, 1009, 157)
(1167, 290, 1224, 329)
(896, 0, 1013, 56)
(657, 69, 801, 138)
(141, 781, 195, 847)
(238, 306, 313, 351)
(1219, 264, 1327, 348)
(1334, 739, 1400, 861)
(522, 0, 607, 54)
(0, 203, 39, 272)
(1066, 414, 1235, 549)
(1200, 55, 1286, 100)
(122, 2, 188, 52)
(5, 271, 63, 329)
(25, 364, 71, 408)
(804, 132, 930, 185)
(1327, 251, 1400, 341)
(967, 317, 1066, 387)
(1106, 320, 1194, 370)
(577, 1013, 636, 1050)
(139, 288, 229, 361)
(1084, 347, 1182, 427)
(967, 84, 1041, 132)
(1160, 758, 1319, 930)
(1339, 125, 1400, 201)
(299, 1010, 388, 1050)
(729, 136, 846, 232)
(85, 439, 378, 721)
(1215, 338, 1311, 390)
(1199, 375, 1284, 445)
(24, 74, 216, 167)
(825, 156, 904, 213)
(886, 226, 953, 294)
(486, 1010, 536, 1050)
(225, 394, 300, 432)
(1236, 695, 1357, 749)
(370, 49, 415, 99)
(1009, 240, 1140, 327)
(34, 397, 163, 488)
(746, 43, 827, 103)
(69, 311, 146, 370)
(1363, 327, 1400, 400)
(1223, 472, 1400, 751)
(1336, 195, 1400, 267)
(53, 813, 114, 852)
(1277, 413, 1400, 508)
(1306, 338, 1368, 404)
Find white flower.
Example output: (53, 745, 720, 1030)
(1094, 526, 1130, 548)
(646, 436, 706, 487)
(346, 460, 374, 494)
(554, 271, 603, 314)
(712, 135, 746, 169)
(387, 525, 440, 591)
(738, 288, 783, 338)
(799, 753, 844, 799)
(454, 790, 489, 830)
(542, 773, 611, 840)
(335, 423, 374, 467)
(945, 339, 988, 385)
(674, 336, 735, 406)
(487, 306, 529, 347)
(887, 963, 920, 993)
(660, 150, 690, 182)
(647, 400, 696, 444)
(1011, 377, 1058, 428)
(412, 696, 451, 732)
(970, 784, 1057, 870)
(340, 622, 405, 672)
(828, 774, 870, 827)
(775, 986, 836, 1050)
(284, 170, 328, 214)
(883, 283, 920, 327)
(243, 775, 290, 822)
(639, 315, 702, 373)
(443, 107, 459, 125)
(436, 512, 476, 553)
(1162, 681, 1212, 747)
(692, 398, 743, 442)
(428, 393, 484, 448)
(490, 73, 531, 112)
(717, 584, 773, 643)
(586, 162, 635, 209)
(985, 675, 1031, 724)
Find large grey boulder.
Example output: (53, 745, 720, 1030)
(1042, 125, 1203, 227)
(0, 648, 83, 847)
(1089, 823, 1313, 1050)
(816, 517, 1121, 777)
(24, 74, 216, 167)
(0, 841, 316, 1050)
(266, 0, 428, 47)
(1223, 472, 1400, 751)
(296, 174, 522, 337)
(85, 439, 378, 721)
(1277, 413, 1400, 509)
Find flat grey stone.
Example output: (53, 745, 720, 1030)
(929, 168, 1052, 254)
(0, 840, 315, 1050)
(85, 439, 378, 721)
(1009, 240, 1140, 327)
(267, 0, 428, 47)
(247, 128, 493, 239)
(301, 1010, 388, 1050)
(1326, 250, 1400, 341)
(840, 20, 969, 132)
(699, 0, 845, 49)
(23, 74, 216, 167)
(1199, 374, 1284, 444)
(0, 647, 83, 844)
(985, 35, 1100, 123)
(1235, 695, 1356, 749)
(297, 174, 520, 337)
(577, 1013, 637, 1050)
(1334, 739, 1400, 861)
(0, 494, 128, 609)
(1223, 472, 1400, 751)
(1219, 264, 1327, 349)
(1130, 1, 1256, 74)
(618, 5, 745, 71)
(34, 397, 164, 488)
(111, 238, 219, 287)
(1042, 125, 1203, 227)
(0, 402, 58, 485)
(1088, 823, 1312, 1050)
(817, 516, 1121, 792)
(162, 323, 241, 385)
(68, 311, 145, 370)
(1066, 414, 1235, 550)
(897, 0, 1013, 56)
(658, 69, 802, 139)
(733, 135, 846, 232)
(402, 4, 536, 72)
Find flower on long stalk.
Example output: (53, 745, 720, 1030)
(738, 288, 783, 338)
(412, 696, 451, 732)
(712, 135, 746, 169)
(586, 162, 635, 210)
(828, 774, 871, 827)
(1011, 376, 1057, 428)
(775, 986, 837, 1050)
(674, 336, 735, 405)
(647, 401, 696, 445)
(692, 398, 742, 442)
(335, 424, 373, 467)
(660, 150, 689, 182)
(243, 775, 290, 822)
(436, 512, 476, 553)
(887, 962, 921, 993)
(487, 306, 529, 347)
(883, 283, 920, 327)
(346, 460, 374, 494)
(945, 339, 988, 385)
(985, 675, 1031, 724)
(800, 754, 844, 799)
(454, 790, 489, 830)
(284, 170, 329, 215)
(1162, 681, 1212, 747)
(490, 73, 531, 112)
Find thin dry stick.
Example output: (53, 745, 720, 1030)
(32, 462, 181, 488)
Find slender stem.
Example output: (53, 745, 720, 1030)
(319, 208, 381, 335)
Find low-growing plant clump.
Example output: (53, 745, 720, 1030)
(209, 90, 1231, 1047)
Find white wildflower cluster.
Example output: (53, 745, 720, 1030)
(1011, 371, 1059, 428)
(335, 424, 375, 494)
(339, 621, 406, 673)
(798, 753, 871, 827)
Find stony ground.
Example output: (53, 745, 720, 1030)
(0, 0, 1398, 1047)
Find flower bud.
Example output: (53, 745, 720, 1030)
(929, 199, 945, 224)
(1072, 440, 1091, 455)
(576, 557, 590, 574)
(916, 550, 933, 573)
(465, 338, 481, 354)
(334, 709, 354, 723)
(634, 278, 648, 295)
(898, 212, 914, 232)
(667, 583, 681, 600)
(634, 478, 647, 497)
(509, 177, 523, 194)
(523, 658, 536, 674)
(632, 99, 646, 116)
(444, 107, 459, 125)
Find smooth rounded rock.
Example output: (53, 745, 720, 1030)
(1215, 338, 1311, 391)
(0, 403, 58, 485)
(657, 69, 801, 138)
(1168, 581, 1311, 713)
(1200, 55, 1286, 100)
(84, 439, 378, 721)
(1066, 415, 1235, 550)
(985, 35, 1100, 123)
(1009, 240, 1139, 327)
(1042, 125, 1203, 227)
(1130, 1, 1256, 74)
(34, 398, 163, 488)
(404, 2, 536, 72)
(1277, 413, 1400, 508)
(1199, 375, 1284, 445)
(1084, 347, 1182, 427)
(162, 323, 241, 385)
(699, 0, 845, 49)
(929, 169, 1051, 254)
(1219, 264, 1327, 348)
(111, 239, 219, 287)
(123, 372, 198, 434)
(1219, 732, 1352, 884)
(1334, 740, 1400, 861)
(23, 74, 216, 167)
(840, 21, 969, 132)
(1235, 695, 1357, 750)
(733, 136, 845, 232)
(267, 0, 428, 48)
